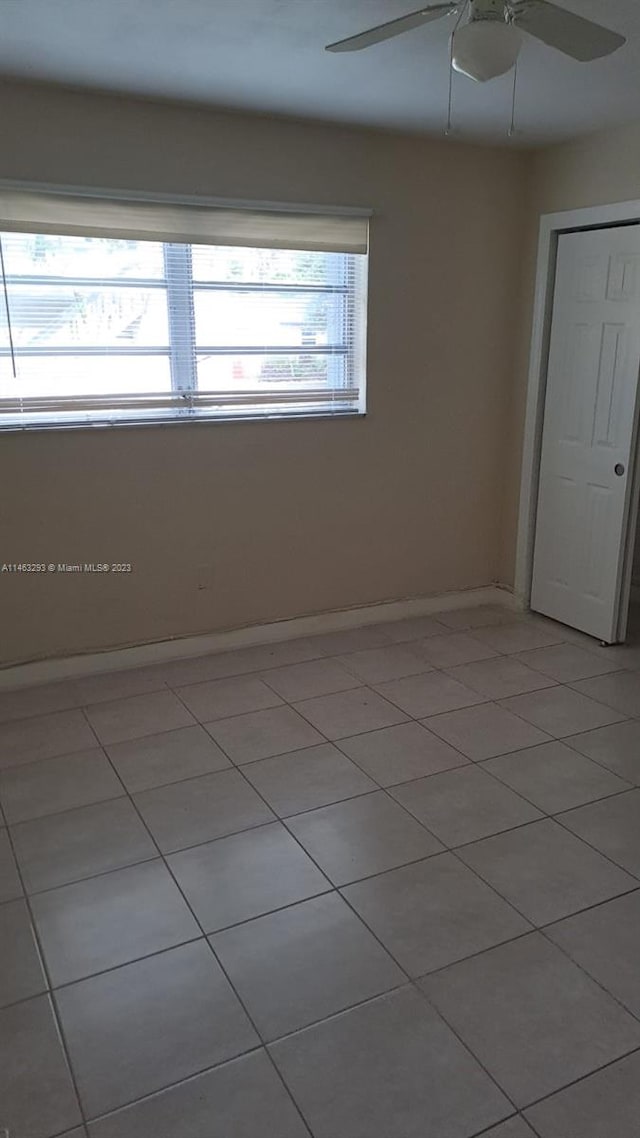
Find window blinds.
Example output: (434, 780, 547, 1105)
(0, 187, 369, 430)
(0, 188, 370, 254)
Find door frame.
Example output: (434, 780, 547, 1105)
(515, 198, 640, 640)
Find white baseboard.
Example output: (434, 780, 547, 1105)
(0, 585, 516, 691)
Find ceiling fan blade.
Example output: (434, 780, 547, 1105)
(511, 0, 625, 61)
(325, 3, 457, 52)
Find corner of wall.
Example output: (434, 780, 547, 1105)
(495, 147, 538, 590)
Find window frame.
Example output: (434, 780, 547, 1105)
(0, 184, 370, 432)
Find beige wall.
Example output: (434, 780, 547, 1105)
(0, 81, 528, 666)
(500, 118, 640, 588)
(530, 120, 640, 215)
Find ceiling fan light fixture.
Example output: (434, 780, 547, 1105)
(452, 19, 522, 82)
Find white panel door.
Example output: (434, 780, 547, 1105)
(531, 225, 640, 643)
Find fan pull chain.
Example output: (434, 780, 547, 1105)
(445, 2, 468, 137)
(508, 55, 519, 138)
(445, 35, 455, 135)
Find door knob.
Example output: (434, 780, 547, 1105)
(614, 463, 625, 476)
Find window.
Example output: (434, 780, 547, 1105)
(0, 190, 369, 429)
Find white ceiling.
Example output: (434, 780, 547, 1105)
(0, 0, 639, 144)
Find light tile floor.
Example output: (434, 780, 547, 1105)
(1, 604, 640, 1137)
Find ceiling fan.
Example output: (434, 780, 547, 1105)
(325, 0, 626, 83)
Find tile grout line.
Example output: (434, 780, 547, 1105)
(446, 826, 640, 951)
(3, 780, 128, 829)
(84, 1045, 313, 1138)
(403, 831, 640, 1111)
(564, 675, 640, 718)
(84, 978, 473, 1133)
(0, 612, 638, 727)
(391, 768, 640, 1047)
(76, 704, 315, 1137)
(424, 685, 628, 735)
(471, 760, 637, 828)
(82, 1048, 265, 1131)
(487, 680, 634, 740)
(1, 720, 635, 839)
(194, 657, 520, 882)
(477, 748, 636, 803)
(0, 736, 107, 777)
(0, 933, 202, 1012)
(0, 609, 553, 696)
(5, 718, 639, 901)
(1, 860, 529, 1008)
(223, 742, 540, 1131)
(550, 804, 640, 884)
(162, 682, 505, 1131)
(3, 618, 640, 1133)
(0, 628, 637, 770)
(355, 701, 640, 888)
(0, 794, 89, 1133)
(4, 846, 164, 902)
(537, 920, 640, 1028)
(519, 1043, 640, 1122)
(409, 975, 521, 1119)
(412, 973, 640, 1127)
(407, 880, 640, 985)
(7, 789, 640, 1016)
(560, 729, 640, 786)
(472, 1113, 537, 1138)
(0, 649, 336, 739)
(5, 864, 640, 1059)
(5, 696, 639, 907)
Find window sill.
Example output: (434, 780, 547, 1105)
(0, 409, 367, 434)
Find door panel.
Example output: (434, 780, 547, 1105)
(531, 226, 640, 643)
(592, 324, 625, 446)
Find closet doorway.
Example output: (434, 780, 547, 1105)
(516, 202, 640, 646)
